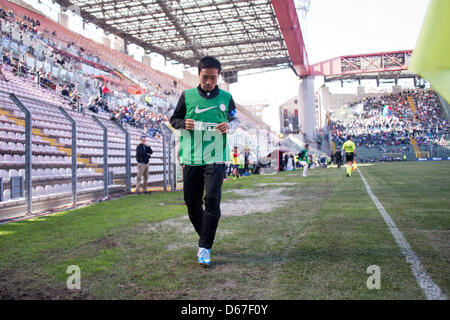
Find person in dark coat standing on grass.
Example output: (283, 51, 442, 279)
(135, 136, 153, 194)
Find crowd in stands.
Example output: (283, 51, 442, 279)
(330, 89, 449, 150)
(0, 4, 183, 138)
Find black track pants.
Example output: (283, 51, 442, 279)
(183, 163, 225, 249)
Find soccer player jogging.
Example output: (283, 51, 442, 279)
(169, 56, 240, 267)
(298, 144, 310, 177)
(342, 135, 356, 177)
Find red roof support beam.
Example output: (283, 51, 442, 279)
(271, 0, 310, 76)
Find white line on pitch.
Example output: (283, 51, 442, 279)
(357, 168, 447, 300)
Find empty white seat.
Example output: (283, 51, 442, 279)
(9, 169, 19, 178)
(36, 169, 45, 177)
(3, 189, 11, 201)
(12, 155, 23, 163)
(53, 184, 62, 193)
(16, 142, 24, 151)
(7, 142, 16, 151)
(52, 168, 61, 177)
(45, 185, 53, 194)
(0, 170, 9, 180)
(34, 186, 45, 196)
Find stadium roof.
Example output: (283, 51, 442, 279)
(54, 0, 307, 75)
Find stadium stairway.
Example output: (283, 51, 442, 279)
(438, 94, 450, 123)
(410, 137, 424, 158)
(407, 95, 418, 115)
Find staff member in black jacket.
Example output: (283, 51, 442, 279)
(136, 136, 153, 194)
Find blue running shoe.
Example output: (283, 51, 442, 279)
(197, 247, 211, 267)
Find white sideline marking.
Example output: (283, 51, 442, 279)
(357, 168, 447, 300)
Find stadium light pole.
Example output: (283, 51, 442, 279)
(92, 116, 109, 198)
(58, 106, 78, 206)
(8, 93, 32, 215)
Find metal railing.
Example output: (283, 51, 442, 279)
(0, 91, 180, 220)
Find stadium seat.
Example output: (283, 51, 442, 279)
(9, 169, 19, 178)
(53, 184, 62, 193)
(3, 189, 11, 201)
(45, 185, 53, 194)
(52, 168, 61, 177)
(0, 170, 9, 181)
(61, 184, 70, 193)
(36, 169, 45, 178)
(34, 186, 45, 197)
(3, 154, 12, 163)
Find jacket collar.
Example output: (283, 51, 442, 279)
(197, 84, 219, 99)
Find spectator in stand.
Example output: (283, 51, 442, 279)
(34, 66, 43, 85)
(2, 53, 12, 66)
(0, 3, 185, 131)
(87, 97, 98, 114)
(61, 84, 70, 98)
(330, 89, 448, 153)
(101, 84, 111, 98)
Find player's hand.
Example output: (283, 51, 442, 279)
(216, 122, 229, 134)
(184, 119, 195, 130)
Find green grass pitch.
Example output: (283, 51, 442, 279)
(0, 161, 448, 299)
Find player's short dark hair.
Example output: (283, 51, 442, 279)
(305, 144, 309, 148)
(347, 135, 352, 140)
(198, 56, 221, 74)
